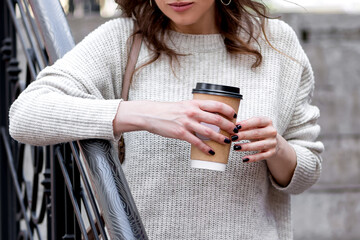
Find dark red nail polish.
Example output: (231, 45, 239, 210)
(233, 145, 241, 151)
(224, 138, 231, 144)
(209, 150, 215, 155)
(231, 135, 238, 141)
(243, 158, 250, 162)
(233, 127, 239, 133)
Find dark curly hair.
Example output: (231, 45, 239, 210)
(115, 0, 273, 68)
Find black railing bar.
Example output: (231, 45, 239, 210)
(70, 145, 83, 240)
(24, 180, 32, 208)
(33, 222, 43, 240)
(15, 0, 46, 70)
(15, 143, 25, 193)
(80, 191, 101, 240)
(20, 147, 33, 212)
(31, 192, 47, 225)
(5, 0, 37, 80)
(70, 142, 108, 239)
(31, 146, 44, 213)
(55, 148, 89, 240)
(30, 148, 48, 225)
(0, 127, 34, 240)
(44, 147, 52, 237)
(21, 0, 48, 66)
(29, 171, 40, 212)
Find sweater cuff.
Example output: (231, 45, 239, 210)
(112, 99, 124, 142)
(89, 98, 123, 142)
(269, 144, 321, 195)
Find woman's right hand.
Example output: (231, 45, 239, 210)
(113, 100, 238, 155)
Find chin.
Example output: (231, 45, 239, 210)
(171, 18, 197, 29)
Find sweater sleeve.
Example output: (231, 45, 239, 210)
(9, 19, 133, 146)
(269, 56, 324, 195)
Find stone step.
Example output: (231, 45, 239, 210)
(318, 137, 360, 185)
(304, 42, 360, 137)
(292, 191, 360, 240)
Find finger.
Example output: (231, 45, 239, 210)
(177, 130, 216, 155)
(196, 100, 237, 120)
(241, 148, 277, 163)
(236, 117, 272, 131)
(233, 138, 276, 152)
(236, 126, 277, 140)
(195, 111, 237, 135)
(183, 119, 232, 145)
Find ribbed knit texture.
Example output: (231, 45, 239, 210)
(9, 18, 324, 239)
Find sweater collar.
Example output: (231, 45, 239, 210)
(166, 30, 225, 53)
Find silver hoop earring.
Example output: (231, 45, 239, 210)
(220, 0, 231, 6)
(149, 0, 153, 7)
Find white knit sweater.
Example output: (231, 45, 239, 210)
(9, 18, 324, 239)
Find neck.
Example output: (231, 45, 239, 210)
(171, 22, 219, 34)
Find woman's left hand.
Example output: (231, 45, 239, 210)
(232, 117, 279, 163)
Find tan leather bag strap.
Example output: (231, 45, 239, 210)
(121, 32, 143, 101)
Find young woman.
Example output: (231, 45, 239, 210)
(9, 0, 324, 239)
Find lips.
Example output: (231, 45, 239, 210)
(169, 2, 193, 7)
(168, 2, 194, 12)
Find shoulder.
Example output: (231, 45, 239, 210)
(263, 19, 315, 96)
(98, 17, 134, 32)
(264, 18, 299, 45)
(266, 19, 297, 37)
(262, 18, 308, 66)
(81, 17, 134, 43)
(49, 18, 135, 76)
(69, 17, 134, 62)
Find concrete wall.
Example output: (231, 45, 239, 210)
(280, 14, 360, 240)
(67, 13, 360, 240)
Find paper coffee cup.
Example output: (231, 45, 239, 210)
(190, 83, 242, 171)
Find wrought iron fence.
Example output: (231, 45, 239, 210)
(0, 0, 148, 239)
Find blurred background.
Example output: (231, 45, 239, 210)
(18, 0, 360, 239)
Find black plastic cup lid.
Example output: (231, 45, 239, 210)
(192, 83, 243, 99)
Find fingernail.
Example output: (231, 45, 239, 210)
(233, 145, 242, 151)
(224, 138, 231, 144)
(236, 124, 242, 130)
(209, 150, 215, 155)
(233, 127, 239, 133)
(233, 113, 237, 119)
(242, 158, 250, 162)
(231, 135, 238, 141)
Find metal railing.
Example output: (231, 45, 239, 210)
(0, 0, 148, 239)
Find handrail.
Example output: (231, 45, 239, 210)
(79, 139, 148, 239)
(28, 0, 74, 64)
